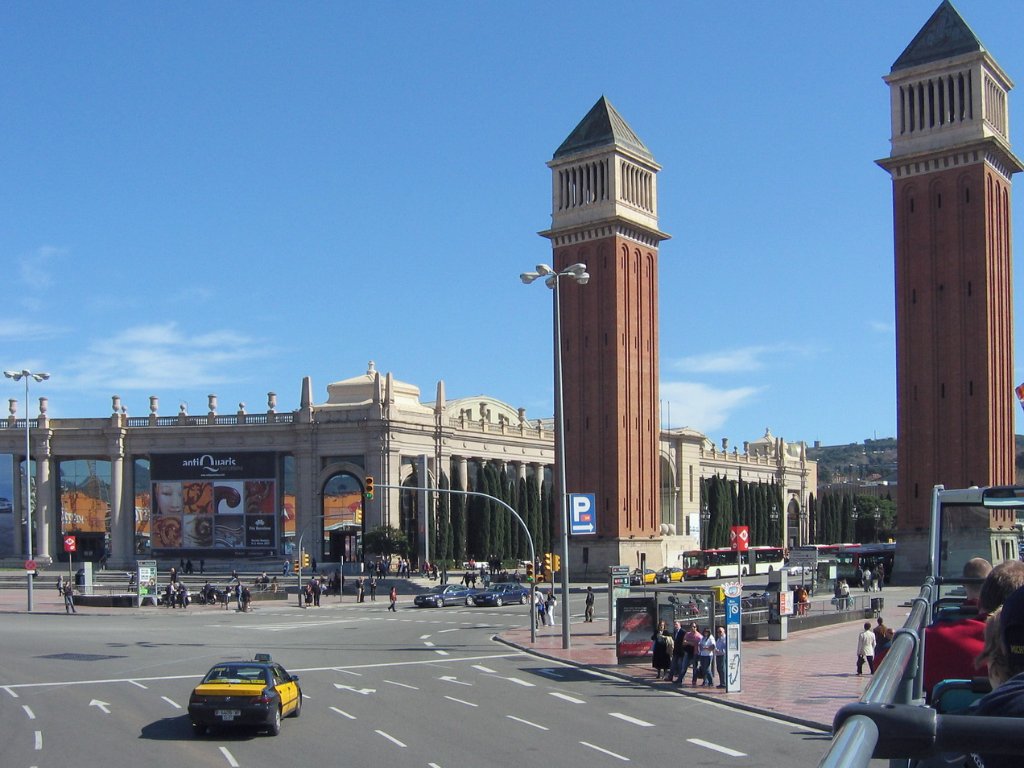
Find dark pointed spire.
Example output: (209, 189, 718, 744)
(553, 96, 653, 161)
(891, 0, 985, 72)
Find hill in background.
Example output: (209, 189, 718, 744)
(809, 436, 1024, 486)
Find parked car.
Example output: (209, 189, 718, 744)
(472, 583, 532, 607)
(629, 568, 658, 585)
(413, 584, 479, 607)
(656, 567, 685, 583)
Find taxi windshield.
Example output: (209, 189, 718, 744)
(202, 665, 270, 685)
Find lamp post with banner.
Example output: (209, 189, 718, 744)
(521, 262, 590, 650)
(4, 369, 50, 612)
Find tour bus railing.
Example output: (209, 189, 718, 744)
(818, 577, 1024, 767)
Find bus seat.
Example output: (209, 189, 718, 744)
(930, 677, 991, 714)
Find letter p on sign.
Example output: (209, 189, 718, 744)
(569, 493, 596, 535)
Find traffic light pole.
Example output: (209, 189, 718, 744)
(374, 481, 537, 644)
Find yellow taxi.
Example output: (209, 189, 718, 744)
(187, 654, 301, 736)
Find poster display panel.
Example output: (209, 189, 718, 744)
(615, 596, 656, 662)
(150, 453, 278, 554)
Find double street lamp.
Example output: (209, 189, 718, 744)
(520, 262, 589, 650)
(4, 369, 51, 613)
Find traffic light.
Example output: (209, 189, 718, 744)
(365, 476, 375, 500)
(293, 559, 300, 573)
(302, 552, 310, 569)
(543, 552, 552, 572)
(551, 553, 561, 573)
(525, 562, 534, 582)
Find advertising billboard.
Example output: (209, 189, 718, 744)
(150, 452, 278, 554)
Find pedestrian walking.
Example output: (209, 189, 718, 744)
(651, 620, 673, 679)
(666, 621, 684, 683)
(544, 589, 556, 626)
(357, 577, 365, 603)
(857, 621, 877, 674)
(875, 562, 885, 591)
(63, 581, 77, 614)
(698, 627, 716, 686)
(388, 585, 398, 611)
(534, 590, 545, 628)
(369, 576, 377, 601)
(584, 586, 595, 622)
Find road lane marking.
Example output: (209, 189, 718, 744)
(507, 715, 549, 730)
(444, 695, 478, 707)
(161, 696, 181, 709)
(1, 653, 526, 691)
(439, 676, 471, 686)
(384, 680, 419, 690)
(438, 628, 460, 633)
(330, 706, 356, 720)
(686, 738, 746, 757)
(581, 742, 629, 761)
(424, 641, 435, 647)
(538, 669, 565, 679)
(375, 729, 407, 747)
(90, 699, 111, 714)
(502, 677, 535, 687)
(609, 712, 654, 727)
(334, 684, 376, 695)
(549, 692, 585, 704)
(419, 634, 432, 640)
(472, 665, 496, 673)
(22, 705, 35, 719)
(219, 746, 240, 767)
(434, 649, 450, 656)
(129, 681, 148, 689)
(34, 730, 42, 750)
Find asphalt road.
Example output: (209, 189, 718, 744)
(1, 593, 830, 767)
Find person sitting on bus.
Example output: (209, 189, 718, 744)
(964, 586, 1024, 768)
(924, 560, 1024, 702)
(923, 558, 991, 700)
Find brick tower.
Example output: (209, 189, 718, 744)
(878, 2, 1021, 581)
(540, 97, 670, 573)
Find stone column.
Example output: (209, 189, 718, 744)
(109, 431, 127, 564)
(11, 453, 24, 557)
(35, 433, 52, 561)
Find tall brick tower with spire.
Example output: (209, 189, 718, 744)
(540, 97, 670, 573)
(878, 1, 1021, 581)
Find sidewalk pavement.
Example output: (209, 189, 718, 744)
(498, 585, 923, 731)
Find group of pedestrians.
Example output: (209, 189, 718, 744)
(534, 588, 557, 627)
(653, 620, 728, 688)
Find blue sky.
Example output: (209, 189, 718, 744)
(3, 0, 1023, 459)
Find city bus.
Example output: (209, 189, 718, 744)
(748, 546, 786, 574)
(680, 545, 786, 579)
(835, 542, 895, 586)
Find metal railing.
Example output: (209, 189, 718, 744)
(817, 577, 1024, 767)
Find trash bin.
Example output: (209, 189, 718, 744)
(871, 597, 884, 613)
(75, 568, 86, 587)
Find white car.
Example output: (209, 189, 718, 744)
(784, 564, 809, 576)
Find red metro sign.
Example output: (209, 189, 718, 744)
(729, 526, 750, 552)
(63, 535, 77, 553)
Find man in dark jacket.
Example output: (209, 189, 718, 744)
(968, 585, 1024, 768)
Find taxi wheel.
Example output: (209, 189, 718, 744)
(290, 692, 302, 718)
(268, 706, 282, 736)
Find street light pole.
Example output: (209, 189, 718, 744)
(4, 369, 50, 612)
(521, 263, 589, 650)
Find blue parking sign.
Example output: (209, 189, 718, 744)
(569, 493, 596, 534)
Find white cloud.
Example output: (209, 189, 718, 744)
(18, 246, 66, 290)
(0, 318, 65, 340)
(660, 381, 763, 433)
(869, 320, 894, 334)
(60, 322, 271, 392)
(670, 343, 817, 375)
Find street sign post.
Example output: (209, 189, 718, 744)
(24, 559, 36, 572)
(569, 493, 596, 534)
(730, 525, 750, 583)
(724, 582, 743, 692)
